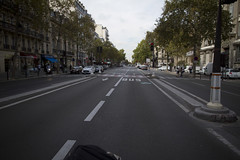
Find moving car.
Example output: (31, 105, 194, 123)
(139, 65, 148, 70)
(70, 66, 83, 74)
(222, 69, 240, 79)
(82, 66, 95, 74)
(158, 65, 170, 71)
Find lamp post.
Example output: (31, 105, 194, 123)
(194, 0, 237, 122)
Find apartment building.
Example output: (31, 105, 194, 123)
(95, 24, 109, 42)
(0, 0, 93, 78)
(200, 1, 240, 69)
(0, 0, 48, 77)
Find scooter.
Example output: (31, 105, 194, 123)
(46, 66, 52, 74)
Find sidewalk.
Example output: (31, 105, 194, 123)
(0, 70, 68, 82)
(150, 68, 212, 80)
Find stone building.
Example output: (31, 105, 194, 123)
(200, 1, 240, 69)
(0, 0, 93, 79)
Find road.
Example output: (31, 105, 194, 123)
(0, 66, 239, 160)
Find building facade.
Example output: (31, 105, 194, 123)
(95, 24, 109, 42)
(200, 1, 240, 69)
(0, 0, 97, 79)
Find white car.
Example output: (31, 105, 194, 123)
(222, 69, 240, 79)
(158, 66, 170, 71)
(82, 66, 95, 74)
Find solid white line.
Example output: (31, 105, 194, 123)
(52, 140, 76, 160)
(161, 79, 208, 104)
(84, 101, 105, 121)
(106, 88, 115, 97)
(0, 77, 96, 111)
(222, 90, 240, 97)
(207, 128, 240, 156)
(114, 77, 123, 87)
(0, 77, 90, 103)
(149, 79, 190, 113)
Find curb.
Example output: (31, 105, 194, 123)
(194, 106, 238, 123)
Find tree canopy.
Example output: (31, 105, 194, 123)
(154, 0, 233, 51)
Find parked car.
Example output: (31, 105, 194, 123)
(222, 69, 240, 79)
(158, 66, 170, 71)
(95, 65, 104, 73)
(82, 66, 95, 74)
(70, 66, 83, 74)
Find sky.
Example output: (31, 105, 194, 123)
(80, 0, 165, 62)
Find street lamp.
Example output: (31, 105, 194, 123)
(194, 0, 237, 122)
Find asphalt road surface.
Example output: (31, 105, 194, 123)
(0, 66, 239, 160)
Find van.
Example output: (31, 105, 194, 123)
(203, 62, 213, 75)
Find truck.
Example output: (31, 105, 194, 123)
(203, 62, 213, 75)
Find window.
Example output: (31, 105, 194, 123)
(22, 38, 25, 48)
(4, 35, 8, 45)
(12, 35, 15, 46)
(236, 46, 240, 62)
(229, 4, 234, 17)
(28, 39, 30, 49)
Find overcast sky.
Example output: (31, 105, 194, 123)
(80, 0, 165, 62)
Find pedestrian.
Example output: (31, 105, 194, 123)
(180, 67, 184, 77)
(176, 67, 179, 77)
(189, 66, 192, 74)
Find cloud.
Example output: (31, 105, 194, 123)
(81, 0, 165, 61)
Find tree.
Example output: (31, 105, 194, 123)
(132, 39, 152, 64)
(9, 0, 49, 77)
(49, 0, 76, 72)
(154, 0, 233, 55)
(154, 0, 234, 73)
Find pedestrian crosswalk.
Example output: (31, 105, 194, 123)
(99, 73, 144, 78)
(98, 73, 210, 81)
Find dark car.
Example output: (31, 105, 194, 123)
(70, 66, 83, 74)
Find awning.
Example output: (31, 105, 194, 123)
(200, 45, 214, 51)
(45, 57, 58, 63)
(20, 53, 38, 59)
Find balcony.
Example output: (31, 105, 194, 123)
(0, 21, 15, 32)
(22, 47, 26, 51)
(66, 51, 74, 56)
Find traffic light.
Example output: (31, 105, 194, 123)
(221, 0, 237, 4)
(150, 43, 154, 51)
(220, 54, 226, 67)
